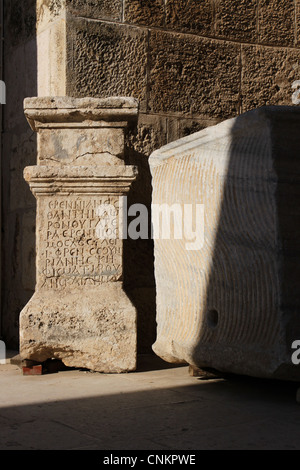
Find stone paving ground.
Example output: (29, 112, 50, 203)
(0, 354, 300, 451)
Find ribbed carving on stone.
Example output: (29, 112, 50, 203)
(150, 106, 300, 380)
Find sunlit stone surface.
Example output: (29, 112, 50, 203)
(20, 97, 138, 373)
(149, 106, 300, 381)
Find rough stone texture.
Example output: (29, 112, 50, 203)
(241, 46, 300, 112)
(214, 0, 257, 42)
(125, 0, 165, 27)
(67, 19, 148, 112)
(20, 284, 137, 373)
(165, 0, 214, 36)
(258, 0, 295, 47)
(66, 0, 122, 21)
(21, 210, 36, 292)
(148, 31, 241, 118)
(19, 97, 139, 372)
(296, 1, 300, 46)
(3, 0, 300, 355)
(24, 96, 139, 166)
(36, 0, 67, 96)
(149, 106, 300, 381)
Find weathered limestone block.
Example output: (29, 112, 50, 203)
(258, 0, 295, 46)
(165, 0, 214, 36)
(24, 96, 138, 166)
(125, 0, 165, 27)
(241, 46, 300, 112)
(148, 30, 240, 118)
(149, 106, 300, 381)
(67, 19, 148, 111)
(66, 0, 122, 21)
(215, 0, 257, 42)
(20, 97, 139, 373)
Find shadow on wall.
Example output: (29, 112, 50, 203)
(1, 0, 37, 348)
(124, 136, 157, 355)
(192, 108, 300, 379)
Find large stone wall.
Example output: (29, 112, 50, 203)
(1, 0, 37, 348)
(149, 106, 300, 381)
(2, 0, 300, 353)
(66, 0, 300, 124)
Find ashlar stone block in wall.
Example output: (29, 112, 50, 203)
(241, 45, 300, 112)
(214, 0, 257, 42)
(258, 0, 295, 47)
(149, 106, 300, 381)
(20, 97, 139, 373)
(165, 0, 214, 36)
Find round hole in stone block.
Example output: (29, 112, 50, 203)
(207, 309, 219, 329)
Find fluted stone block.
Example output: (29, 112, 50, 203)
(149, 106, 300, 381)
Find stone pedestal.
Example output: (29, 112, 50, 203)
(149, 106, 300, 381)
(20, 97, 138, 373)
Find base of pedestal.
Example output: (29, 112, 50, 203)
(19, 282, 137, 373)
